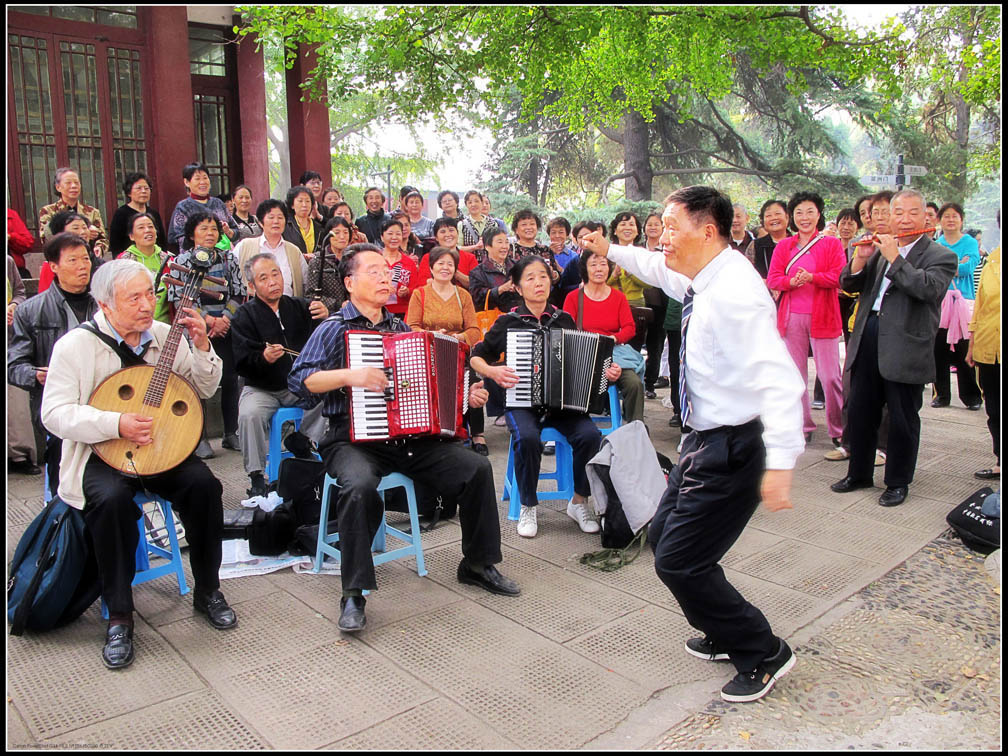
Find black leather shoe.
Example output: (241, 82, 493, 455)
(194, 590, 237, 629)
(645, 389, 657, 400)
(457, 560, 521, 596)
(830, 476, 874, 494)
(247, 473, 268, 499)
(102, 624, 135, 670)
(967, 401, 983, 411)
(930, 398, 949, 408)
(879, 486, 908, 507)
(338, 596, 366, 632)
(8, 459, 41, 475)
(654, 377, 670, 389)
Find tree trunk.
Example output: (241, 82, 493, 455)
(527, 152, 541, 205)
(623, 109, 653, 201)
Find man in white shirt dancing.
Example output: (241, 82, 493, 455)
(582, 186, 805, 703)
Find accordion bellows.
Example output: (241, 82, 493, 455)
(346, 330, 470, 441)
(505, 328, 615, 414)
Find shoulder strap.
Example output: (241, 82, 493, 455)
(78, 321, 148, 367)
(577, 287, 585, 330)
(785, 233, 825, 276)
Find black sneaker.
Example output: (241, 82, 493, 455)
(720, 638, 795, 703)
(247, 472, 268, 498)
(654, 377, 670, 389)
(684, 636, 730, 661)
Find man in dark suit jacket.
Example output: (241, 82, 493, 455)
(831, 190, 957, 507)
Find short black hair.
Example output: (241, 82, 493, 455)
(926, 201, 940, 214)
(428, 245, 459, 270)
(44, 231, 89, 264)
(572, 220, 606, 239)
(546, 216, 571, 235)
(759, 199, 788, 225)
(299, 170, 322, 185)
(609, 211, 641, 243)
(217, 192, 232, 203)
(183, 210, 223, 248)
(256, 198, 287, 224)
(333, 201, 354, 220)
(286, 185, 314, 210)
(127, 212, 156, 236)
(183, 162, 209, 181)
(122, 171, 151, 200)
(339, 243, 384, 283)
(578, 246, 615, 283)
(481, 226, 508, 248)
(835, 208, 860, 228)
(399, 185, 418, 199)
(432, 216, 459, 237)
(786, 191, 826, 231)
(437, 190, 459, 208)
(380, 217, 404, 236)
(938, 202, 965, 221)
(510, 254, 551, 287)
(665, 186, 733, 240)
(871, 190, 895, 211)
(853, 194, 874, 220)
(48, 210, 88, 236)
(463, 189, 482, 203)
(324, 215, 353, 236)
(511, 208, 542, 232)
(363, 186, 385, 201)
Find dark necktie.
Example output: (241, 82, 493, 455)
(679, 285, 695, 426)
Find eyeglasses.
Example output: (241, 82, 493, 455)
(353, 267, 391, 281)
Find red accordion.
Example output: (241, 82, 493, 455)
(345, 330, 470, 442)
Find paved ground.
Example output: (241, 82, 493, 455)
(6, 380, 1001, 750)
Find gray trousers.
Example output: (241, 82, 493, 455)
(238, 386, 327, 475)
(7, 384, 37, 463)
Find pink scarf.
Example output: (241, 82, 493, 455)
(939, 289, 973, 347)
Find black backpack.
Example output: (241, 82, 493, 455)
(946, 486, 1000, 554)
(7, 496, 102, 635)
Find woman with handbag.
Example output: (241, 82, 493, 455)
(766, 191, 845, 444)
(470, 255, 623, 538)
(407, 246, 488, 454)
(562, 248, 645, 422)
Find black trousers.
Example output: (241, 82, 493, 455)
(846, 313, 924, 488)
(977, 360, 1000, 465)
(44, 433, 63, 501)
(933, 328, 981, 406)
(643, 303, 668, 390)
(81, 453, 224, 617)
(321, 435, 502, 592)
(649, 419, 776, 673)
(505, 408, 602, 505)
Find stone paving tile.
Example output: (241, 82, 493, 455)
(422, 542, 648, 643)
(720, 570, 830, 638)
(363, 600, 653, 749)
(840, 492, 955, 534)
(325, 697, 519, 750)
(7, 612, 205, 741)
(45, 689, 269, 749)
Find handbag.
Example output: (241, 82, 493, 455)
(475, 291, 502, 338)
(7, 496, 102, 635)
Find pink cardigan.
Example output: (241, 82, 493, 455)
(766, 234, 846, 339)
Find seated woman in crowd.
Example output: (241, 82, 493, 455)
(415, 217, 479, 288)
(766, 191, 845, 446)
(306, 215, 353, 313)
(107, 172, 167, 257)
(459, 189, 493, 260)
(378, 217, 420, 317)
(235, 199, 310, 298)
(117, 212, 173, 323)
(390, 210, 424, 260)
(468, 226, 522, 315)
(228, 185, 263, 243)
(37, 211, 106, 293)
(320, 187, 343, 222)
(470, 255, 622, 538)
(562, 248, 645, 423)
(406, 245, 488, 455)
(555, 220, 605, 303)
(510, 209, 563, 279)
(329, 201, 369, 245)
(169, 210, 247, 458)
(38, 167, 108, 254)
(283, 185, 323, 259)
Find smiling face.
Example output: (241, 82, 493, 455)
(233, 187, 252, 215)
(939, 207, 963, 235)
(731, 206, 748, 235)
(644, 215, 662, 242)
(381, 223, 403, 251)
(465, 193, 484, 217)
(439, 194, 458, 216)
(435, 224, 459, 249)
(184, 170, 211, 197)
(487, 231, 509, 262)
(261, 207, 286, 239)
(364, 189, 385, 213)
(548, 224, 569, 248)
(57, 171, 82, 204)
(792, 201, 821, 236)
(129, 215, 158, 251)
(431, 253, 456, 283)
(615, 216, 639, 244)
(305, 177, 323, 198)
(515, 217, 539, 244)
(762, 203, 789, 236)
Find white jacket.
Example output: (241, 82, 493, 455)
(40, 310, 222, 509)
(586, 420, 667, 534)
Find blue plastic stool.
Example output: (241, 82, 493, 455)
(101, 492, 189, 619)
(314, 472, 428, 580)
(592, 385, 623, 437)
(501, 428, 576, 521)
(265, 406, 304, 483)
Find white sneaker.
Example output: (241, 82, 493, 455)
(566, 499, 600, 534)
(517, 505, 538, 538)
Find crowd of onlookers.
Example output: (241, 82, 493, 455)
(7, 162, 1001, 495)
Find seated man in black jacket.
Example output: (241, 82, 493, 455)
(231, 253, 329, 496)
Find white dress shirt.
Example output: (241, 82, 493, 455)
(260, 235, 295, 296)
(608, 244, 806, 470)
(870, 240, 917, 311)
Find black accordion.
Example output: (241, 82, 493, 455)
(345, 330, 470, 442)
(505, 328, 615, 414)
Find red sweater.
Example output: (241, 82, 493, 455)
(766, 234, 845, 339)
(562, 286, 635, 344)
(414, 248, 479, 288)
(7, 209, 35, 269)
(385, 253, 420, 314)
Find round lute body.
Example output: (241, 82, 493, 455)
(88, 247, 222, 477)
(89, 367, 204, 476)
